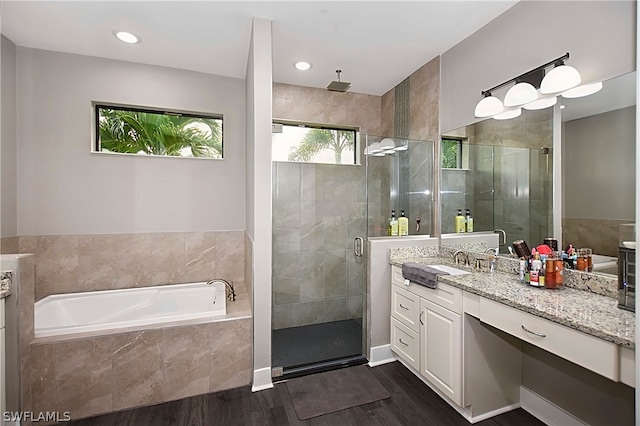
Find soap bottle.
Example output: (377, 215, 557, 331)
(465, 209, 474, 233)
(398, 210, 409, 236)
(390, 210, 399, 236)
(455, 209, 466, 233)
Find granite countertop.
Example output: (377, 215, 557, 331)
(0, 271, 12, 299)
(391, 256, 635, 349)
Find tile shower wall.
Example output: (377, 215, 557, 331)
(272, 162, 366, 329)
(380, 56, 440, 236)
(272, 83, 380, 330)
(2, 231, 245, 301)
(441, 109, 553, 245)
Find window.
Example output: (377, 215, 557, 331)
(95, 104, 223, 158)
(441, 138, 462, 169)
(272, 121, 357, 165)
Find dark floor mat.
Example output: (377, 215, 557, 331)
(286, 364, 391, 420)
(272, 319, 362, 369)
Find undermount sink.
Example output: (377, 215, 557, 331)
(429, 264, 471, 276)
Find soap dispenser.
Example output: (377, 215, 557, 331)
(390, 210, 399, 236)
(398, 210, 409, 236)
(465, 209, 474, 233)
(455, 209, 466, 233)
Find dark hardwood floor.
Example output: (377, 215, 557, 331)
(67, 361, 545, 426)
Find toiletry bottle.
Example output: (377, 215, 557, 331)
(398, 210, 409, 236)
(519, 259, 526, 283)
(387, 215, 392, 236)
(455, 209, 466, 233)
(390, 210, 399, 236)
(465, 209, 474, 232)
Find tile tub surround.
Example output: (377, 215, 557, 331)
(30, 313, 252, 421)
(2, 231, 245, 301)
(389, 254, 634, 349)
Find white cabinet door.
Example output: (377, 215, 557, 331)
(420, 298, 462, 406)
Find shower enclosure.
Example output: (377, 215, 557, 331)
(441, 144, 553, 253)
(271, 135, 434, 377)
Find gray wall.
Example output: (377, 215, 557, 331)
(16, 47, 246, 235)
(564, 106, 635, 220)
(1, 36, 17, 238)
(441, 1, 636, 133)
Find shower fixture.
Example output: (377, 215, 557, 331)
(327, 69, 351, 92)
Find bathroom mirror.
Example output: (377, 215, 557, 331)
(560, 71, 636, 276)
(441, 71, 636, 278)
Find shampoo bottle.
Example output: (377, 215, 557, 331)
(455, 209, 466, 233)
(465, 209, 474, 232)
(390, 210, 399, 236)
(398, 210, 409, 236)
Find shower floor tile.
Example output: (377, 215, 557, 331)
(272, 319, 363, 369)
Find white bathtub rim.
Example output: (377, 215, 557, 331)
(35, 281, 229, 340)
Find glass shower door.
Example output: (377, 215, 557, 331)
(271, 159, 367, 377)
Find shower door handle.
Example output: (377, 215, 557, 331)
(494, 229, 507, 246)
(354, 237, 364, 257)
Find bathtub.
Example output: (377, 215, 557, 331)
(35, 281, 227, 338)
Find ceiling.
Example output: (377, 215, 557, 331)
(1, 1, 518, 96)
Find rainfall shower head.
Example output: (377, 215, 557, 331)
(327, 69, 351, 92)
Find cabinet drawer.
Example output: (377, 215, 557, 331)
(391, 265, 406, 287)
(392, 285, 420, 332)
(391, 317, 420, 371)
(480, 298, 618, 380)
(391, 266, 462, 313)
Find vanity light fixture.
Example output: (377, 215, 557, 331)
(474, 93, 504, 117)
(561, 81, 603, 98)
(523, 96, 557, 110)
(475, 53, 583, 119)
(493, 108, 522, 120)
(540, 58, 581, 94)
(294, 61, 312, 71)
(504, 82, 538, 107)
(113, 30, 141, 44)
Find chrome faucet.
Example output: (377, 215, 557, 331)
(207, 278, 236, 302)
(453, 250, 470, 266)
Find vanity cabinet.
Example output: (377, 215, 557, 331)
(390, 266, 463, 406)
(420, 297, 461, 405)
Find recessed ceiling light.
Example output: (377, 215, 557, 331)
(113, 30, 141, 44)
(294, 61, 312, 71)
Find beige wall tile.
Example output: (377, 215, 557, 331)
(77, 234, 149, 292)
(160, 324, 210, 401)
(18, 236, 37, 254)
(19, 255, 35, 353)
(215, 231, 245, 283)
(21, 352, 32, 412)
(208, 319, 252, 393)
(112, 330, 164, 411)
(54, 337, 113, 418)
(244, 232, 253, 305)
(146, 232, 186, 286)
(31, 343, 55, 413)
(35, 235, 78, 301)
(1, 237, 18, 254)
(184, 231, 217, 283)
(381, 89, 394, 138)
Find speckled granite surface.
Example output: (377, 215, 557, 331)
(389, 250, 635, 349)
(0, 271, 12, 298)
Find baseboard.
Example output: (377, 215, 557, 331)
(251, 367, 274, 392)
(520, 386, 588, 426)
(468, 402, 521, 423)
(368, 344, 396, 367)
